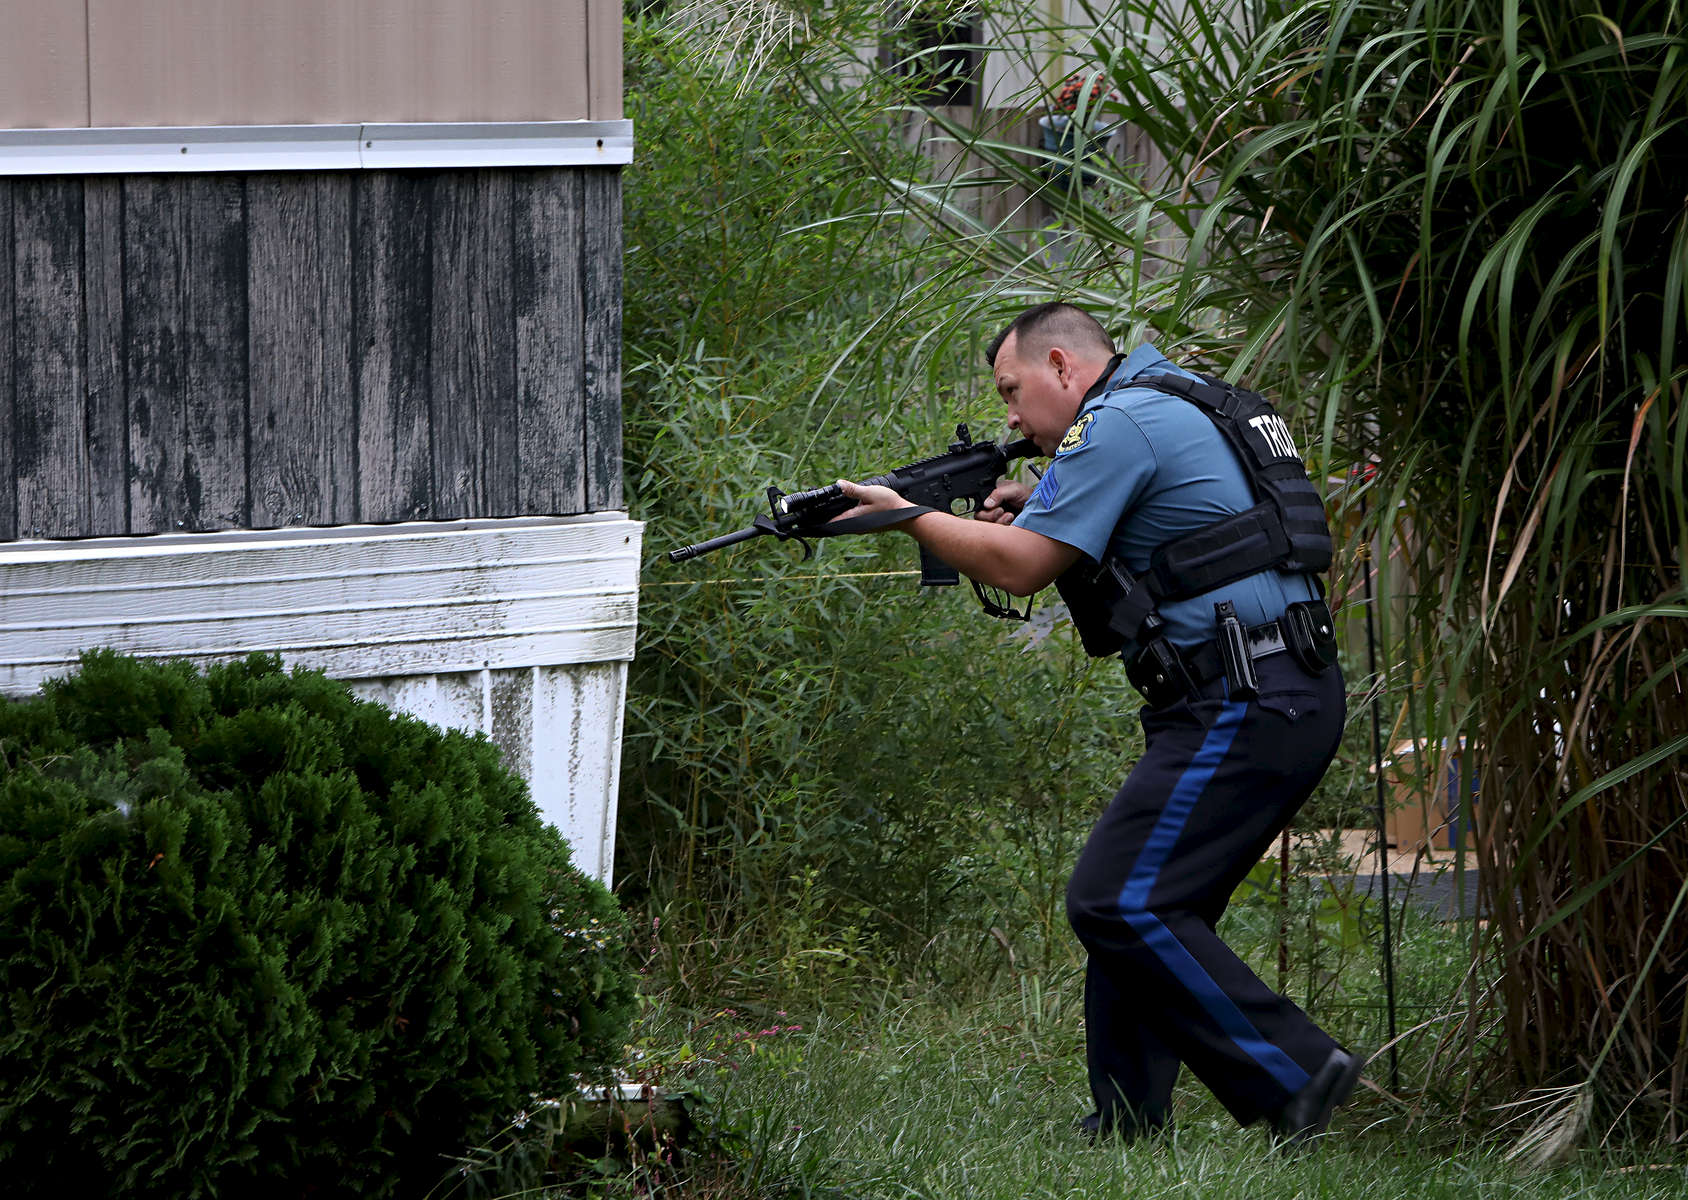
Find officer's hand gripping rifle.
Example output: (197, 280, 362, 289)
(668, 425, 1039, 617)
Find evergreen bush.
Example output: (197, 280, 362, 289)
(0, 651, 636, 1198)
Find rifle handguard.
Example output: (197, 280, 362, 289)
(777, 483, 848, 517)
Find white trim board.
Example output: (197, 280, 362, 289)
(0, 514, 644, 696)
(0, 120, 634, 175)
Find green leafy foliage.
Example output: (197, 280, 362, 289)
(619, 12, 1151, 1000)
(621, 0, 1688, 1152)
(0, 651, 636, 1198)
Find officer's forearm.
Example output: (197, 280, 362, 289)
(903, 511, 1077, 596)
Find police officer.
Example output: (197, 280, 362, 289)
(834, 302, 1363, 1144)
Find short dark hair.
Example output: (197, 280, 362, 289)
(985, 302, 1114, 367)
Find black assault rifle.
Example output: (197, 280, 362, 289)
(667, 425, 1039, 616)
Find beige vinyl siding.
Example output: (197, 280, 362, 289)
(0, 0, 91, 127)
(1, 0, 616, 128)
(585, 0, 622, 120)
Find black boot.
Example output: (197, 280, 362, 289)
(1269, 1049, 1364, 1146)
(1077, 1109, 1165, 1144)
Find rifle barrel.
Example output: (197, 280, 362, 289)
(667, 524, 764, 563)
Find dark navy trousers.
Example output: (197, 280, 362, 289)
(1066, 654, 1347, 1130)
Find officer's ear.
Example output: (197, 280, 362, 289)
(1047, 346, 1072, 384)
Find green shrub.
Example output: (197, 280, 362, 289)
(0, 651, 636, 1199)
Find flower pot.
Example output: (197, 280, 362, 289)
(1038, 114, 1112, 187)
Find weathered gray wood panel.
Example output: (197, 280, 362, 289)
(434, 170, 518, 518)
(354, 173, 434, 524)
(83, 179, 128, 536)
(515, 168, 586, 516)
(124, 177, 250, 533)
(0, 166, 625, 542)
(13, 180, 87, 539)
(247, 174, 359, 529)
(122, 177, 182, 532)
(0, 182, 13, 542)
(184, 178, 250, 529)
(583, 168, 623, 511)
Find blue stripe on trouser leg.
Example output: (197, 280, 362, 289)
(1115, 698, 1313, 1096)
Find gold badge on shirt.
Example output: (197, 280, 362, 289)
(1057, 412, 1095, 455)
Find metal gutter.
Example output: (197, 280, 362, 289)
(0, 119, 634, 175)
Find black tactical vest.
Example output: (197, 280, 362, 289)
(1055, 369, 1333, 658)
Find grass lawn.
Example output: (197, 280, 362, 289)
(492, 847, 1681, 1199)
(625, 988, 1687, 1200)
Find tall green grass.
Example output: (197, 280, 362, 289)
(615, 0, 1688, 1163)
(620, 0, 1486, 1098)
(618, 9, 1151, 1003)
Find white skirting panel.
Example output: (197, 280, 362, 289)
(0, 515, 643, 883)
(347, 663, 628, 884)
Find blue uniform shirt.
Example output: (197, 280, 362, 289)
(1013, 344, 1319, 651)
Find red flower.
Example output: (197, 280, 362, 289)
(1052, 71, 1114, 115)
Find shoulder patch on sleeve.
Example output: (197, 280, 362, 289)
(1030, 464, 1060, 509)
(1056, 411, 1095, 455)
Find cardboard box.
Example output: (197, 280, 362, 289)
(1375, 740, 1480, 853)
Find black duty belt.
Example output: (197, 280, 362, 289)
(1125, 598, 1338, 708)
(1124, 619, 1288, 708)
(1180, 619, 1289, 686)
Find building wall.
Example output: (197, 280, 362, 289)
(0, 166, 622, 540)
(978, 0, 1194, 109)
(0, 3, 636, 884)
(0, 0, 622, 126)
